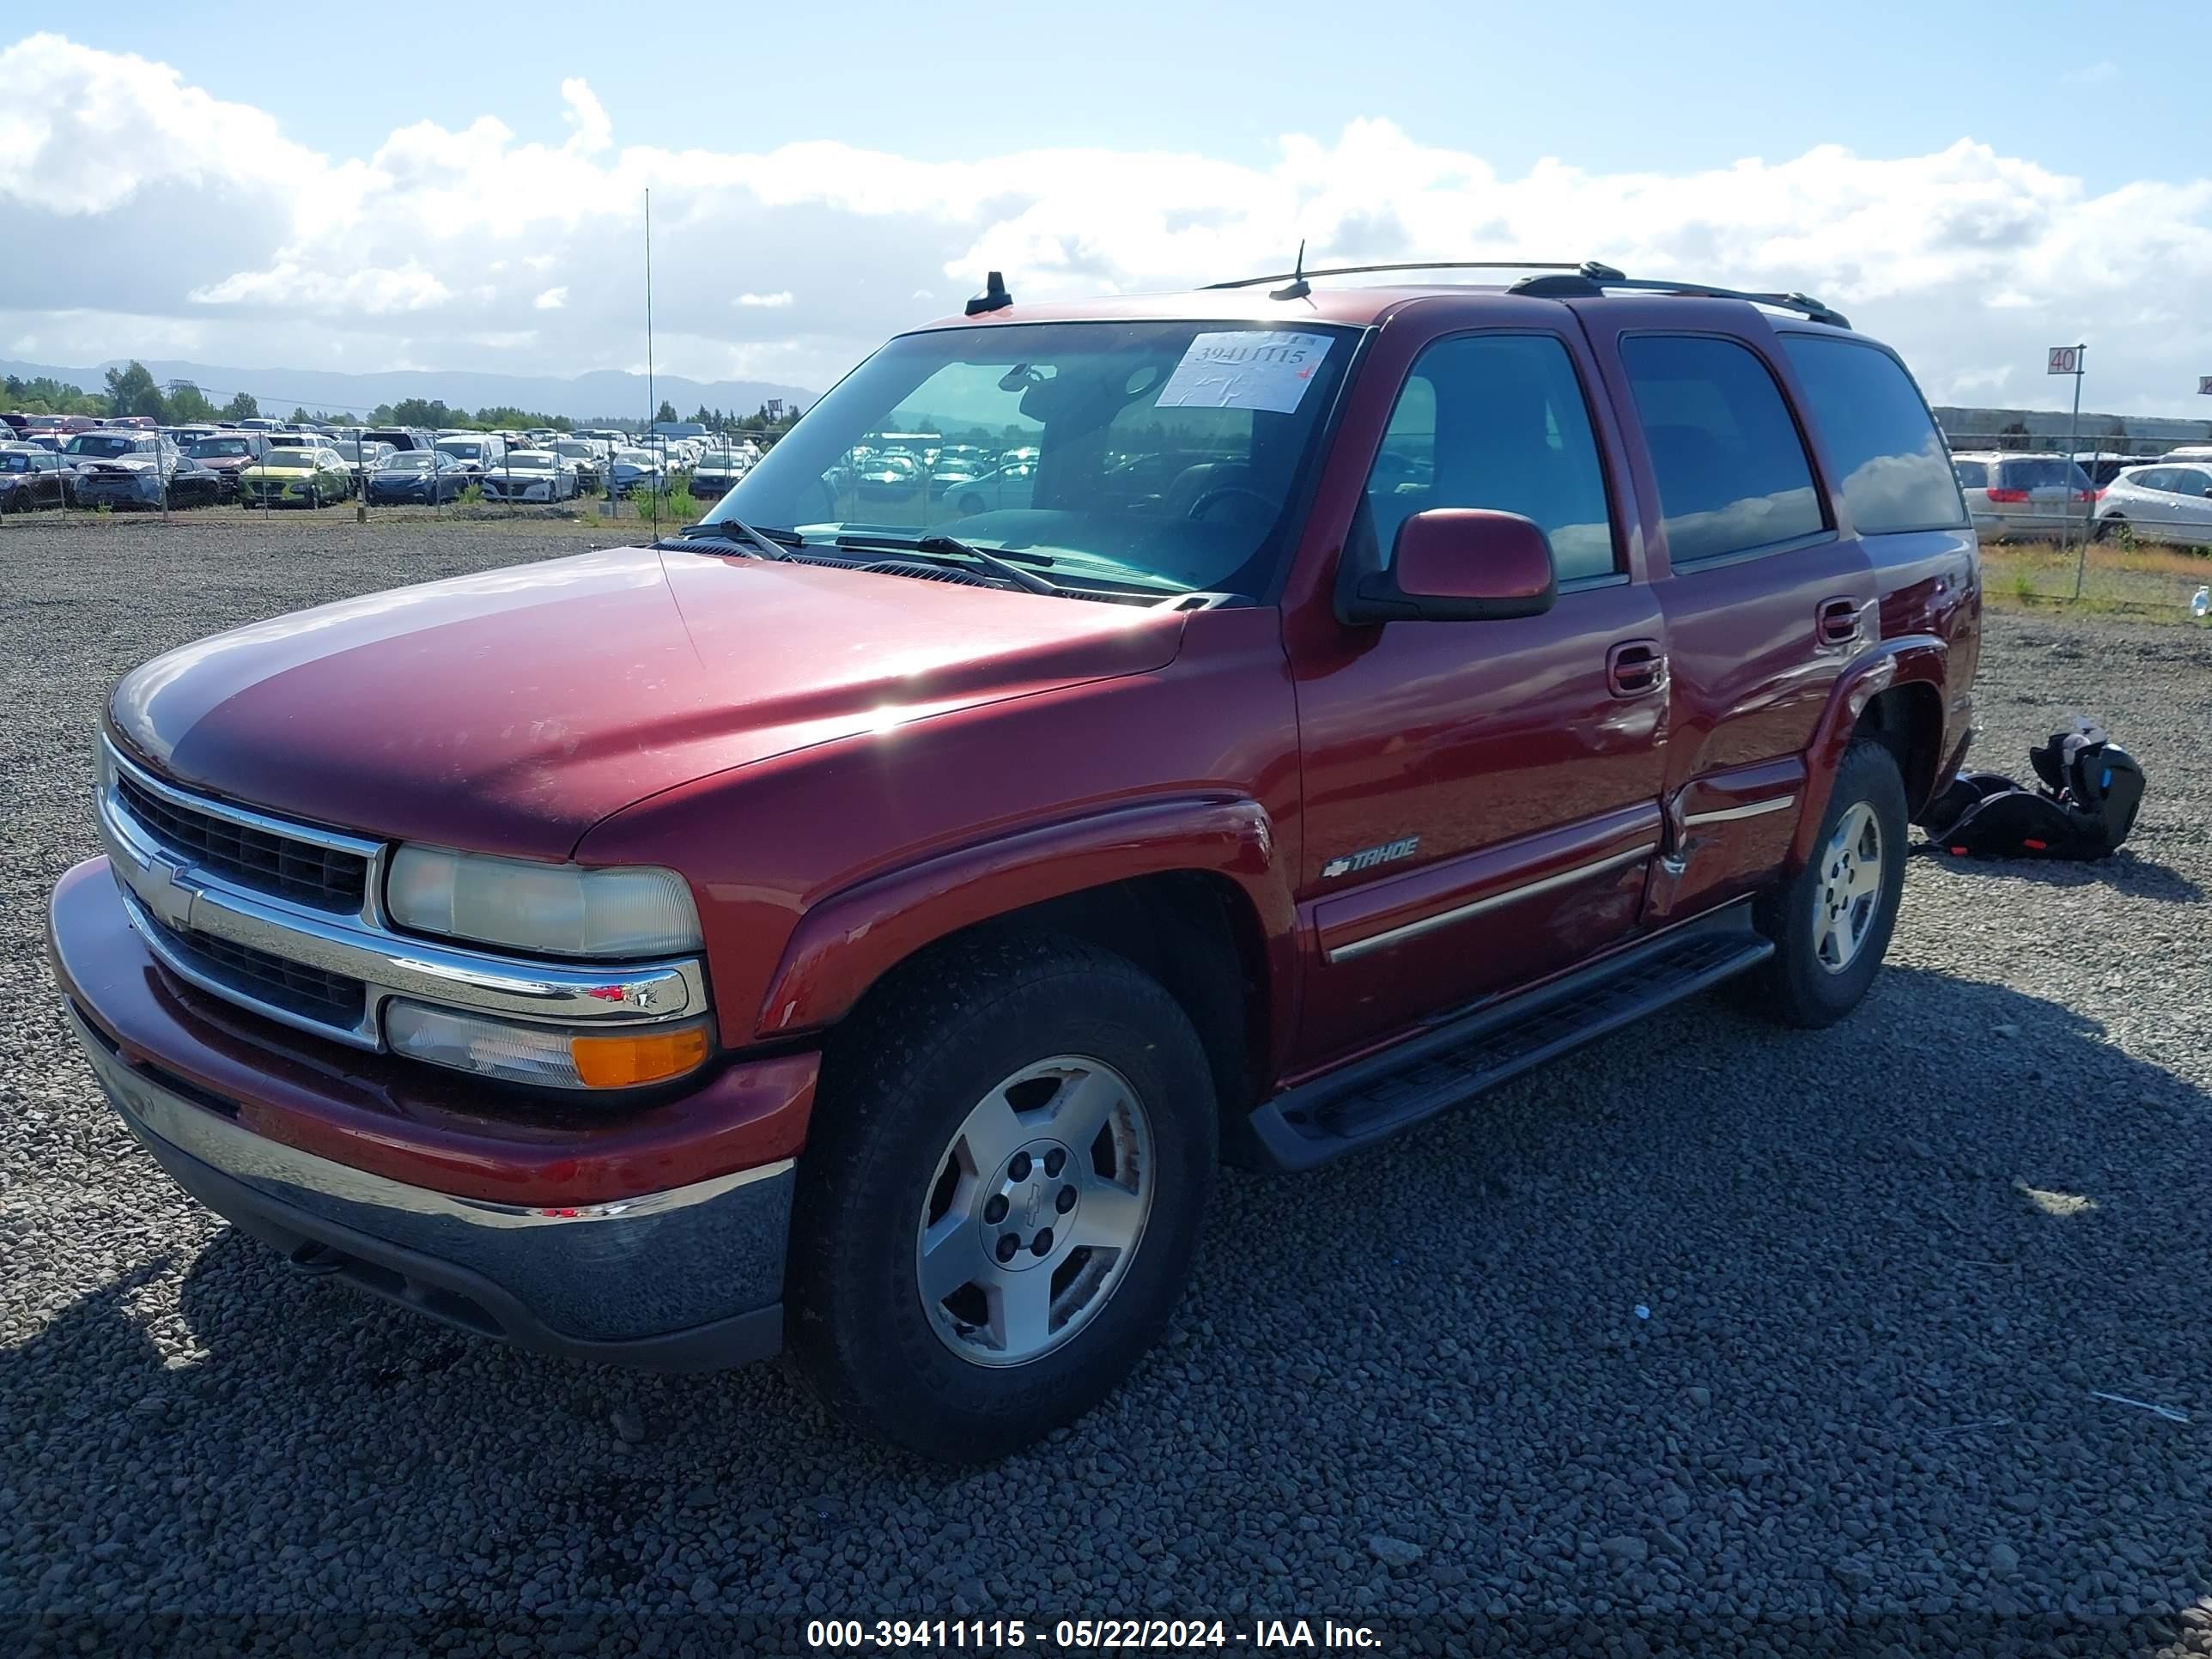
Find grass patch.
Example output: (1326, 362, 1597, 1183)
(1978, 535, 2210, 621)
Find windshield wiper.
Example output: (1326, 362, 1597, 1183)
(675, 515, 800, 560)
(833, 531, 1063, 595)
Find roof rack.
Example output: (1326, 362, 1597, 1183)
(1204, 256, 1850, 327)
(1201, 258, 1590, 290)
(1513, 271, 1851, 329)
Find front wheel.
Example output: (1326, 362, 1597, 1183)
(786, 933, 1217, 1462)
(1735, 738, 1908, 1028)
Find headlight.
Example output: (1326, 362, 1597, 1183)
(386, 844, 702, 957)
(385, 1000, 711, 1090)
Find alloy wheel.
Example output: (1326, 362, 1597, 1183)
(915, 1056, 1155, 1368)
(1813, 801, 1884, 973)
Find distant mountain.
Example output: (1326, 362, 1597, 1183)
(0, 357, 815, 423)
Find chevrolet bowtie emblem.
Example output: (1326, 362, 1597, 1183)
(141, 854, 195, 930)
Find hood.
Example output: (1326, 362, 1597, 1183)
(110, 544, 1187, 860)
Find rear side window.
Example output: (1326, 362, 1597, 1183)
(1953, 459, 1989, 489)
(2173, 468, 2212, 495)
(1779, 336, 1967, 533)
(1620, 335, 1825, 564)
(1365, 332, 1617, 583)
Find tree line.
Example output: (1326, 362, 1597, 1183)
(6, 362, 804, 441)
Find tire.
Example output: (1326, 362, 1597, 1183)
(1735, 738, 1908, 1029)
(785, 932, 1218, 1462)
(2095, 514, 2123, 543)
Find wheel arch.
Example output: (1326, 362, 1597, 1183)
(1787, 637, 1948, 871)
(756, 797, 1297, 1117)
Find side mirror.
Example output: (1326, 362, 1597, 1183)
(1340, 507, 1559, 624)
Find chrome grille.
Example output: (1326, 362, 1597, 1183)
(137, 907, 368, 1028)
(114, 769, 368, 912)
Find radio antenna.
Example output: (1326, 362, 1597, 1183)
(644, 186, 658, 539)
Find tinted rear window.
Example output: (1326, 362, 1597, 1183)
(1953, 459, 1989, 489)
(1996, 458, 2090, 490)
(1620, 335, 1826, 564)
(1778, 336, 1966, 533)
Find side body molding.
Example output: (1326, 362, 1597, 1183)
(755, 796, 1295, 1041)
(1787, 635, 1948, 871)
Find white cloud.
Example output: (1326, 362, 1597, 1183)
(3, 32, 2211, 415)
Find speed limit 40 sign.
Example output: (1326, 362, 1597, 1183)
(2048, 345, 2082, 375)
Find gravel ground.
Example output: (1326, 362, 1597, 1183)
(3, 516, 2211, 1656)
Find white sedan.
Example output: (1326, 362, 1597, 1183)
(2094, 462, 2212, 549)
(478, 450, 580, 502)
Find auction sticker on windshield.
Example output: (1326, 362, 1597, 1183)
(1155, 331, 1334, 414)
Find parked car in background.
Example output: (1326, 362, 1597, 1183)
(548, 440, 605, 492)
(2094, 463, 2212, 549)
(1949, 451, 2093, 538)
(478, 451, 579, 503)
(331, 440, 398, 489)
(362, 427, 434, 454)
(607, 448, 665, 496)
(161, 453, 228, 508)
(366, 451, 471, 505)
(2070, 452, 2133, 490)
(434, 434, 504, 475)
(0, 446, 73, 511)
(185, 434, 269, 499)
(237, 447, 353, 507)
(2161, 445, 2212, 462)
(64, 431, 183, 510)
(939, 459, 1037, 518)
(687, 448, 750, 499)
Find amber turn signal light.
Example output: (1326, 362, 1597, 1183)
(568, 1024, 713, 1089)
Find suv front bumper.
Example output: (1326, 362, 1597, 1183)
(49, 858, 813, 1371)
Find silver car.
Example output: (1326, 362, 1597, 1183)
(2093, 462, 2212, 549)
(1950, 451, 2094, 539)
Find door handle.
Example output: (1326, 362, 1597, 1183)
(1817, 597, 1863, 647)
(1606, 639, 1667, 698)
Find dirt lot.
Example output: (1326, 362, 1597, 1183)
(3, 515, 2210, 1655)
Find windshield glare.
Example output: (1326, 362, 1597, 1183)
(703, 320, 1354, 596)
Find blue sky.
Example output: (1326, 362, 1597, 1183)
(27, 3, 2191, 192)
(4, 7, 2209, 413)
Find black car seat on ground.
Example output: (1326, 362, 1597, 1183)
(1920, 720, 2144, 860)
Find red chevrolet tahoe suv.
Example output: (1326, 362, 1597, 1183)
(49, 263, 1979, 1461)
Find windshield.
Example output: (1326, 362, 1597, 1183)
(504, 453, 555, 470)
(191, 438, 253, 459)
(65, 434, 138, 457)
(382, 453, 434, 471)
(703, 320, 1354, 596)
(436, 441, 484, 459)
(262, 451, 315, 470)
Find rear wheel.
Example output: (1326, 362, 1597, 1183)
(786, 933, 1216, 1462)
(1735, 738, 1907, 1028)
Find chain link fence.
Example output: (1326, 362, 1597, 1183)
(1945, 433, 2212, 616)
